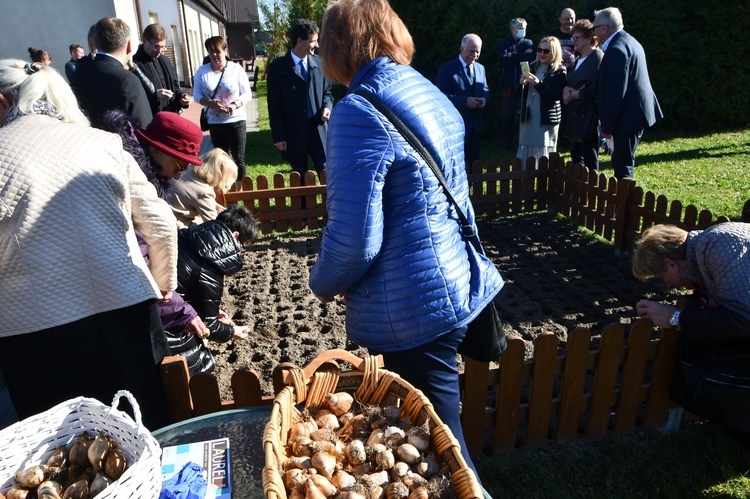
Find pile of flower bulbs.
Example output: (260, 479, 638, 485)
(282, 391, 455, 499)
(2, 432, 128, 499)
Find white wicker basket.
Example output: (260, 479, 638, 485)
(0, 390, 162, 498)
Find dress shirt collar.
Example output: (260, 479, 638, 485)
(291, 52, 306, 69)
(601, 29, 622, 52)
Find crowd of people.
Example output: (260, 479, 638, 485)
(1, 2, 747, 488)
(0, 17, 258, 429)
(435, 6, 662, 178)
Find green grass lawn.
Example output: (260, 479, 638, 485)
(478, 421, 750, 498)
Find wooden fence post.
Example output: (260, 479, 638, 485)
(461, 358, 491, 458)
(613, 177, 636, 252)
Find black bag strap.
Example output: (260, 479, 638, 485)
(210, 67, 226, 100)
(354, 89, 484, 255)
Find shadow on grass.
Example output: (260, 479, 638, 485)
(477, 421, 750, 498)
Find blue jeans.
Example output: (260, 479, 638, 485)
(378, 326, 480, 481)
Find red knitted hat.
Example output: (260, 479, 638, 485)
(135, 112, 203, 165)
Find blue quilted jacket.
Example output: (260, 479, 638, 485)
(308, 57, 504, 352)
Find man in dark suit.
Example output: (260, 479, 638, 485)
(132, 23, 190, 116)
(595, 7, 662, 179)
(72, 17, 153, 129)
(437, 34, 490, 167)
(266, 19, 333, 177)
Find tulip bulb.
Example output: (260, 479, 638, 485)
(68, 433, 93, 467)
(345, 439, 366, 466)
(387, 481, 409, 499)
(89, 472, 113, 497)
(311, 451, 337, 478)
(62, 479, 89, 499)
(46, 446, 68, 468)
(104, 448, 127, 481)
(87, 435, 112, 472)
(326, 392, 354, 417)
(15, 464, 48, 488)
(396, 443, 420, 465)
(37, 480, 64, 499)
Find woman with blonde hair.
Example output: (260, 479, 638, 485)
(517, 36, 567, 168)
(309, 0, 502, 485)
(169, 147, 238, 228)
(0, 59, 177, 429)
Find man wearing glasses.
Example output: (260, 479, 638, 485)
(594, 7, 662, 179)
(133, 24, 191, 116)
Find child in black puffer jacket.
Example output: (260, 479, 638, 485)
(173, 204, 259, 375)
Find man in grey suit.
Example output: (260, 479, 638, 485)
(72, 17, 153, 129)
(436, 34, 490, 167)
(267, 19, 333, 177)
(595, 7, 662, 179)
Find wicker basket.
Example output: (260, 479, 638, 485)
(0, 390, 162, 498)
(262, 349, 483, 498)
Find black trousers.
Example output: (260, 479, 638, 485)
(0, 301, 170, 430)
(498, 86, 522, 152)
(611, 130, 643, 179)
(570, 136, 600, 171)
(287, 119, 326, 180)
(210, 120, 247, 180)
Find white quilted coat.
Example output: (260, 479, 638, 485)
(0, 115, 177, 337)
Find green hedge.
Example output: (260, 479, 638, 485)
(387, 0, 749, 133)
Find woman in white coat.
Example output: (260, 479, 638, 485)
(0, 60, 177, 429)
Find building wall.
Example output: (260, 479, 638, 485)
(0, 0, 116, 80)
(181, 0, 226, 81)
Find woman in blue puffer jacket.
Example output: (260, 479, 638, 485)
(309, 0, 504, 481)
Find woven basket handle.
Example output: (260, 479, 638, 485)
(109, 390, 144, 431)
(281, 349, 384, 385)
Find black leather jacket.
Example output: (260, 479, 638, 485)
(172, 220, 244, 374)
(522, 62, 567, 125)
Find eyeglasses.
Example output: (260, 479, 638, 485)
(173, 158, 189, 173)
(571, 36, 582, 42)
(593, 24, 607, 31)
(537, 48, 551, 54)
(147, 39, 167, 52)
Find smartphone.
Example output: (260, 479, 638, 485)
(520, 61, 530, 77)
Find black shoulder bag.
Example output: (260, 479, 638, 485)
(200, 67, 225, 131)
(354, 90, 506, 362)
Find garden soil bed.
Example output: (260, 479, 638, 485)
(212, 212, 674, 398)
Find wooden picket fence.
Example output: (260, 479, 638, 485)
(159, 319, 680, 455)
(218, 154, 730, 247)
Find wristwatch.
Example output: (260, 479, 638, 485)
(668, 311, 682, 331)
(233, 102, 240, 110)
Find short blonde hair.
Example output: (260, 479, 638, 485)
(632, 224, 689, 281)
(537, 36, 563, 72)
(193, 148, 238, 193)
(320, 0, 414, 85)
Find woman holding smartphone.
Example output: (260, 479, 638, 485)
(516, 36, 567, 169)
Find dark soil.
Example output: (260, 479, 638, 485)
(213, 212, 672, 399)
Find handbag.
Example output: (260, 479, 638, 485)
(672, 338, 750, 432)
(354, 90, 507, 362)
(200, 67, 226, 131)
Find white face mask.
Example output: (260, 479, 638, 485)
(516, 29, 526, 39)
